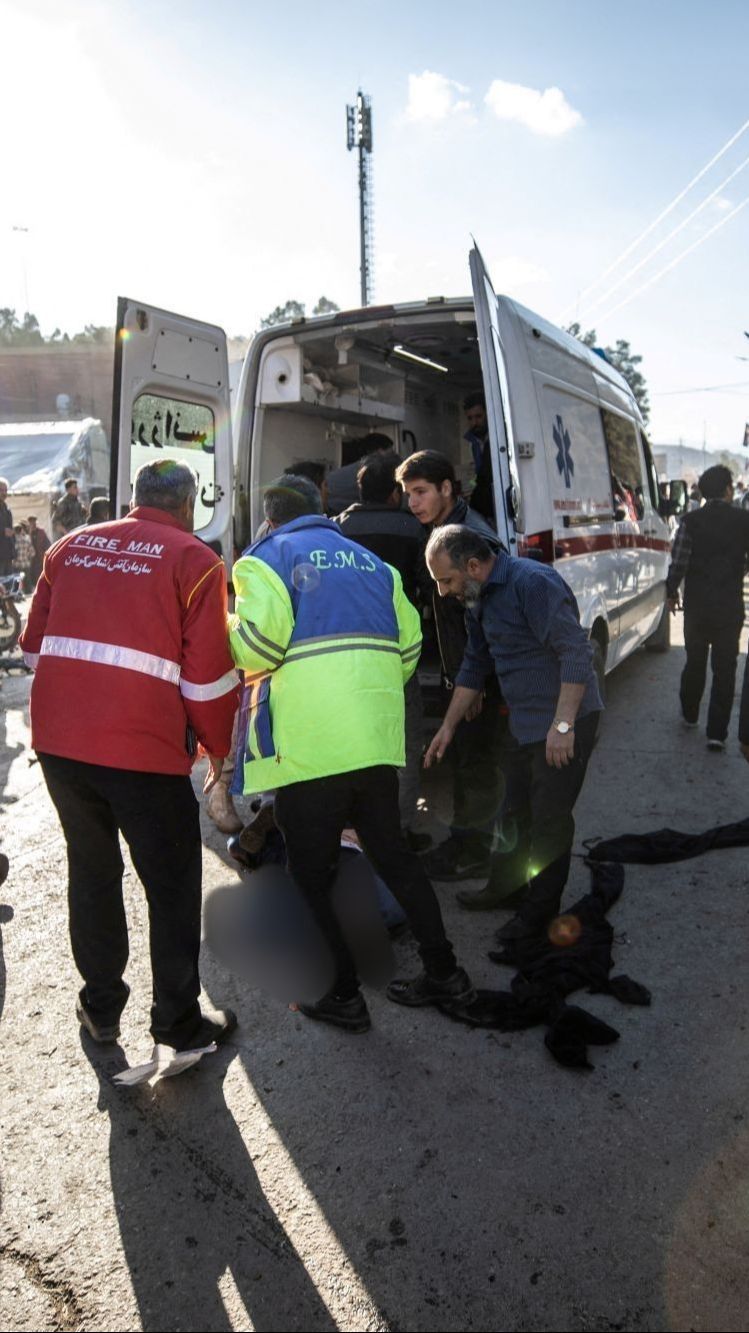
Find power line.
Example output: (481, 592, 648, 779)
(596, 193, 749, 322)
(654, 380, 749, 396)
(583, 151, 749, 318)
(572, 117, 749, 308)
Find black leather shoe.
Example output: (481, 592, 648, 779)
(495, 914, 543, 943)
(403, 827, 433, 853)
(386, 967, 476, 1009)
(298, 992, 372, 1033)
(420, 838, 490, 882)
(176, 1008, 238, 1051)
(76, 986, 128, 1044)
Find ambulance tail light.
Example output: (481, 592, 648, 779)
(519, 530, 554, 564)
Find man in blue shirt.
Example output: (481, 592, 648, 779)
(423, 524, 602, 942)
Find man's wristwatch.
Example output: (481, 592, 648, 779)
(552, 719, 575, 734)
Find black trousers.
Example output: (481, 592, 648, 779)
(681, 610, 743, 741)
(39, 754, 203, 1047)
(274, 766, 456, 997)
(450, 698, 508, 854)
(488, 712, 599, 923)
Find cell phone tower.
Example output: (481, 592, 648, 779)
(346, 91, 374, 307)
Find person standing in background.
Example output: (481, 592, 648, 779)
(0, 479, 14, 577)
(27, 516, 51, 588)
(463, 392, 495, 523)
(52, 478, 87, 536)
(667, 464, 749, 751)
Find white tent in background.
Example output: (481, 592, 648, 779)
(1, 419, 109, 496)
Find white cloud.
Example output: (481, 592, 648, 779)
(405, 70, 473, 123)
(489, 256, 550, 291)
(485, 79, 583, 137)
(712, 195, 733, 211)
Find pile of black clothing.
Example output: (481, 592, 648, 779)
(445, 813, 749, 1069)
(443, 860, 651, 1070)
(584, 817, 749, 865)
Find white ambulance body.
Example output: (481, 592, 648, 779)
(111, 246, 672, 681)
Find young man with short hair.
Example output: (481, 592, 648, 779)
(52, 478, 87, 536)
(395, 451, 508, 899)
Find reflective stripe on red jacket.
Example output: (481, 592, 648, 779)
(20, 507, 239, 774)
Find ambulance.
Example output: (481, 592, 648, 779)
(110, 245, 674, 687)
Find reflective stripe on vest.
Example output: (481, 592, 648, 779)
(40, 635, 181, 683)
(284, 631, 400, 666)
(38, 635, 237, 699)
(180, 669, 238, 701)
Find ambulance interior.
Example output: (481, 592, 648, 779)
(242, 309, 488, 541)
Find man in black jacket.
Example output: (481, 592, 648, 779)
(667, 464, 749, 750)
(396, 450, 511, 900)
(337, 451, 426, 603)
(337, 452, 428, 848)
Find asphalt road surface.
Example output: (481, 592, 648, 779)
(1, 616, 748, 1333)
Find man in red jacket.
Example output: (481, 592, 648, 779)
(20, 460, 240, 1053)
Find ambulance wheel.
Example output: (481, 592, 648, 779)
(645, 603, 670, 653)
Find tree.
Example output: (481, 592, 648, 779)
(715, 450, 739, 477)
(70, 324, 113, 345)
(260, 300, 307, 329)
(566, 322, 650, 423)
(0, 308, 44, 346)
(259, 296, 341, 329)
(0, 308, 112, 346)
(312, 296, 340, 316)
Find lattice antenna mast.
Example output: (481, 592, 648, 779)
(346, 91, 374, 306)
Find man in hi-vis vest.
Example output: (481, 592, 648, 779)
(229, 474, 474, 1034)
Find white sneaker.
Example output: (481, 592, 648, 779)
(681, 716, 699, 729)
(707, 739, 726, 752)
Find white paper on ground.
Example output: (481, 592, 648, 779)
(112, 1042, 217, 1087)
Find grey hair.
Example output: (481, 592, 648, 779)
(133, 460, 198, 510)
(263, 474, 323, 526)
(0, 477, 9, 490)
(426, 523, 494, 569)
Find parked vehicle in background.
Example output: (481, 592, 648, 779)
(110, 246, 682, 683)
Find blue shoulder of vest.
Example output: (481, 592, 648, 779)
(243, 516, 397, 634)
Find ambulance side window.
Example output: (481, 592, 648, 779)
(640, 432, 661, 511)
(601, 409, 645, 521)
(130, 393, 217, 532)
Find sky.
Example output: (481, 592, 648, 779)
(2, 0, 748, 450)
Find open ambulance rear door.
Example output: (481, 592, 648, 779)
(469, 244, 521, 553)
(110, 298, 233, 562)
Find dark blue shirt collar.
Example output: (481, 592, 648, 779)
(483, 550, 511, 591)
